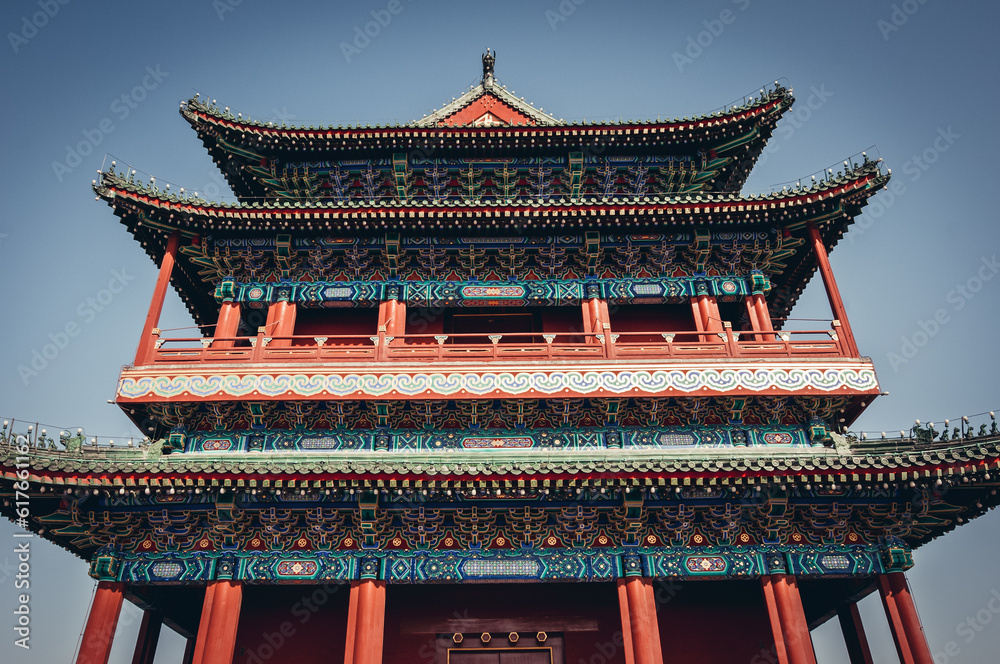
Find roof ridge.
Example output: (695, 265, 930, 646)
(180, 81, 791, 132)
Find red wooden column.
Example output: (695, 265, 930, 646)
(623, 577, 664, 664)
(212, 301, 241, 349)
(351, 579, 386, 664)
(76, 581, 125, 664)
(837, 602, 875, 664)
(263, 301, 282, 336)
(584, 298, 613, 354)
(889, 573, 934, 664)
(130, 609, 162, 664)
(344, 582, 361, 664)
(766, 574, 816, 664)
(263, 300, 296, 347)
(761, 576, 791, 664)
(690, 298, 707, 341)
(744, 298, 763, 341)
(806, 221, 859, 356)
(279, 302, 297, 338)
(597, 298, 615, 357)
(135, 231, 181, 365)
(380, 298, 406, 339)
(582, 298, 599, 334)
(784, 576, 818, 664)
(878, 573, 933, 664)
(699, 294, 723, 332)
(747, 293, 775, 341)
(191, 580, 243, 664)
(615, 580, 636, 664)
(377, 298, 405, 358)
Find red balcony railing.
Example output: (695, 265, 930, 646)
(142, 322, 849, 365)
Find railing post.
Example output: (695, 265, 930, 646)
(724, 321, 740, 356)
(147, 328, 162, 363)
(251, 327, 266, 362)
(831, 320, 846, 356)
(375, 325, 387, 361)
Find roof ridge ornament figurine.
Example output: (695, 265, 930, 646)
(482, 48, 495, 88)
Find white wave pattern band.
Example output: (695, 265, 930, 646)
(117, 368, 879, 399)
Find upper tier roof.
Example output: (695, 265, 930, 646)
(180, 72, 793, 201)
(94, 158, 888, 327)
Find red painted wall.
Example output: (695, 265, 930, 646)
(654, 580, 774, 664)
(227, 580, 776, 664)
(383, 583, 626, 664)
(232, 584, 351, 664)
(293, 309, 379, 344)
(610, 304, 696, 342)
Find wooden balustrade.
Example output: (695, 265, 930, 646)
(143, 325, 848, 365)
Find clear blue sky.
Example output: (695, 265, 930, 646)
(1, 1, 998, 662)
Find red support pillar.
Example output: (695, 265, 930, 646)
(351, 579, 386, 664)
(584, 298, 601, 337)
(806, 221, 859, 356)
(761, 576, 791, 664)
(191, 580, 243, 664)
(745, 298, 763, 341)
(390, 300, 407, 337)
(691, 298, 707, 341)
(615, 580, 636, 664)
(212, 301, 241, 349)
(785, 575, 818, 664)
(837, 602, 875, 664)
(750, 293, 775, 341)
(376, 299, 398, 359)
(623, 577, 664, 664)
(135, 231, 181, 365)
(584, 298, 612, 354)
(766, 574, 816, 664)
(263, 300, 296, 347)
(130, 610, 162, 664)
(700, 295, 723, 332)
(344, 582, 361, 664)
(76, 581, 125, 664)
(879, 573, 933, 664)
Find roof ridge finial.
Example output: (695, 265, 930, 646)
(482, 48, 495, 88)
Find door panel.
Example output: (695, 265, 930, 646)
(501, 650, 552, 664)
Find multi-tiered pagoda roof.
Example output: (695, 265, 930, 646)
(4, 60, 997, 664)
